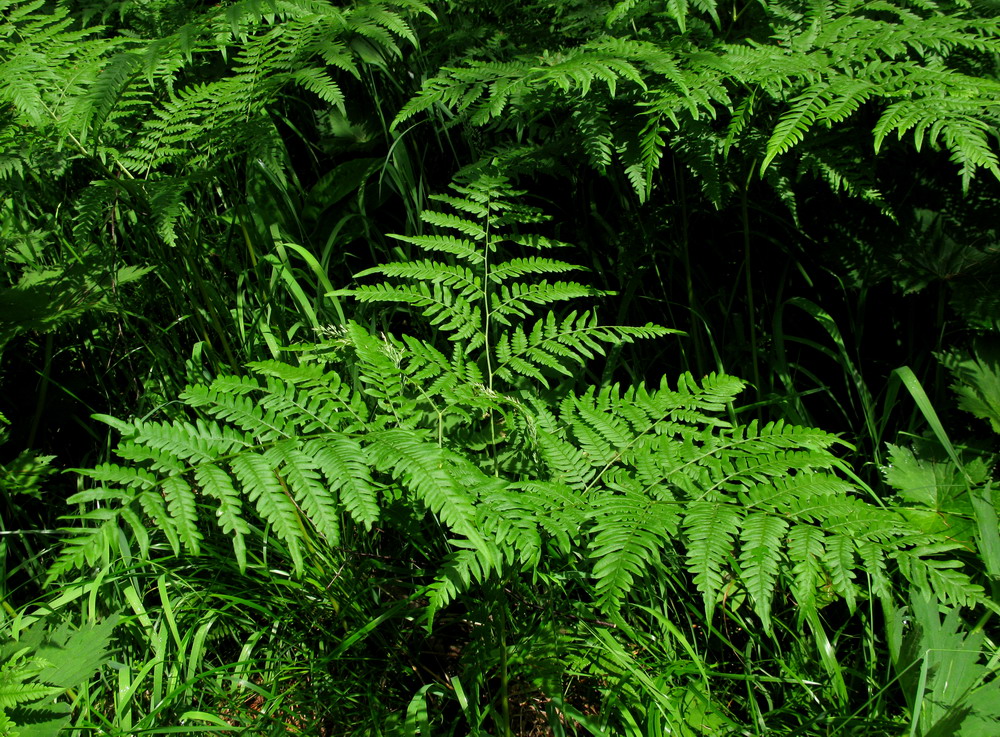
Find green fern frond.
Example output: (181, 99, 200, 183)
(161, 476, 203, 556)
(494, 311, 675, 386)
(684, 502, 744, 623)
(288, 67, 345, 110)
(420, 210, 487, 240)
(130, 419, 246, 463)
(738, 512, 789, 634)
(786, 523, 826, 619)
(368, 429, 483, 544)
(822, 535, 859, 612)
(51, 170, 990, 648)
(265, 439, 341, 545)
(304, 436, 379, 527)
(487, 257, 587, 282)
(537, 430, 598, 490)
(79, 52, 142, 139)
(231, 451, 306, 570)
(387, 234, 485, 263)
(195, 463, 250, 571)
(589, 487, 681, 609)
(762, 86, 829, 172)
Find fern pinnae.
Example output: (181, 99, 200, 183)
(265, 439, 341, 546)
(856, 539, 892, 601)
(83, 463, 158, 489)
(114, 440, 186, 475)
(786, 524, 826, 619)
(48, 512, 123, 582)
(737, 512, 789, 635)
(367, 429, 484, 545)
(161, 476, 203, 557)
(684, 501, 744, 622)
(490, 281, 604, 321)
(589, 487, 681, 610)
(230, 452, 305, 570)
(388, 233, 485, 263)
(359, 261, 483, 299)
(428, 192, 490, 218)
(762, 86, 829, 172)
(304, 437, 379, 528)
(253, 379, 342, 436)
(182, 383, 292, 441)
(420, 210, 487, 240)
(488, 257, 587, 282)
(131, 419, 237, 465)
(195, 464, 250, 572)
(571, 419, 620, 468)
(823, 534, 860, 613)
(536, 430, 598, 490)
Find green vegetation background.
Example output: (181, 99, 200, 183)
(2, 0, 1000, 734)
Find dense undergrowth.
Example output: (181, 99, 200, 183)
(2, 0, 1000, 734)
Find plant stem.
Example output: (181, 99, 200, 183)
(741, 172, 762, 409)
(493, 580, 513, 737)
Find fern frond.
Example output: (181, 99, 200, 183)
(48, 512, 123, 581)
(288, 67, 345, 110)
(420, 211, 487, 240)
(536, 430, 598, 490)
(762, 86, 829, 172)
(359, 260, 483, 300)
(387, 233, 485, 264)
(368, 429, 484, 545)
(684, 502, 744, 622)
(786, 523, 826, 620)
(195, 464, 250, 572)
(130, 419, 244, 464)
(265, 439, 341, 546)
(230, 452, 305, 570)
(822, 535, 859, 613)
(161, 476, 203, 556)
(490, 281, 604, 322)
(738, 512, 789, 634)
(494, 311, 675, 386)
(305, 436, 379, 527)
(589, 487, 681, 610)
(351, 283, 482, 344)
(487, 257, 587, 283)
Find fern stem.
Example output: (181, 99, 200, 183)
(27, 333, 54, 450)
(740, 172, 762, 410)
(676, 162, 705, 377)
(482, 188, 499, 476)
(491, 580, 513, 737)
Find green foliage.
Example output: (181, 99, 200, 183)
(941, 342, 1000, 434)
(0, 0, 438, 435)
(6, 0, 1000, 733)
(0, 615, 117, 737)
(890, 595, 1000, 737)
(400, 0, 1000, 202)
(57, 177, 987, 647)
(1, 0, 431, 177)
(0, 258, 151, 356)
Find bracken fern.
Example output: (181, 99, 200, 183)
(55, 174, 989, 636)
(396, 0, 1000, 200)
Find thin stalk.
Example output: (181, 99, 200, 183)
(676, 162, 704, 377)
(27, 333, 54, 449)
(740, 173, 762, 407)
(482, 192, 499, 476)
(492, 580, 513, 737)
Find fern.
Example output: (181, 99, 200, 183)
(55, 174, 989, 641)
(390, 0, 1000, 200)
(0, 616, 117, 737)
